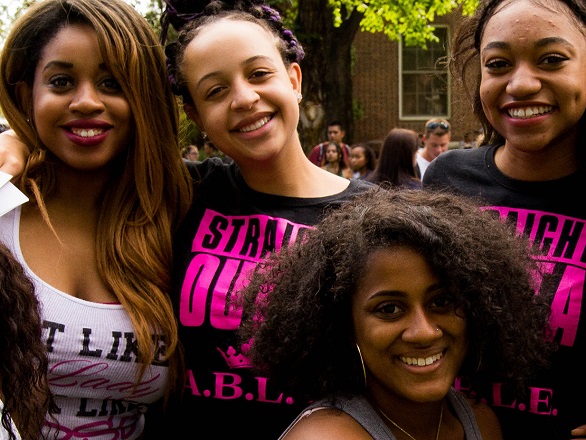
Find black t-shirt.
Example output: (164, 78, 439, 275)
(145, 158, 373, 439)
(424, 145, 586, 439)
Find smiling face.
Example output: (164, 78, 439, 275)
(352, 246, 467, 407)
(181, 18, 301, 167)
(29, 24, 132, 172)
(479, 0, 586, 155)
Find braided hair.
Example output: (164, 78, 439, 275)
(160, 0, 304, 104)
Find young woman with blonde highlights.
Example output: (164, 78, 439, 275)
(0, 0, 192, 438)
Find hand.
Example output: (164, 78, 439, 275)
(571, 424, 586, 439)
(0, 129, 28, 177)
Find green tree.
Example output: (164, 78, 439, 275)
(294, 0, 478, 149)
(0, 1, 36, 45)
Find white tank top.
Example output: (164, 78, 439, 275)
(0, 208, 169, 440)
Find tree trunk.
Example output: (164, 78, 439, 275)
(296, 1, 363, 152)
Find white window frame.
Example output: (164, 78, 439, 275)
(399, 25, 451, 121)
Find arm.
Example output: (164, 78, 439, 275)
(0, 130, 28, 177)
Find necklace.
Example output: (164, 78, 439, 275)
(378, 403, 443, 440)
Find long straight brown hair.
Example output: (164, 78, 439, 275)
(0, 0, 193, 395)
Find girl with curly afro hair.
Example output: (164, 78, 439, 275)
(239, 187, 554, 439)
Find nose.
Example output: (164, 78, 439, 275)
(401, 309, 440, 343)
(69, 81, 105, 114)
(506, 62, 542, 97)
(231, 80, 259, 111)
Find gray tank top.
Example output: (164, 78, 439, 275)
(279, 387, 483, 439)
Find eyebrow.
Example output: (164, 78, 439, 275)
(368, 284, 445, 300)
(196, 55, 275, 88)
(482, 36, 573, 54)
(43, 60, 73, 71)
(43, 60, 108, 72)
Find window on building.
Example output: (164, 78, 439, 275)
(399, 26, 450, 120)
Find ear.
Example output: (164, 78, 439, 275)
(183, 103, 202, 130)
(287, 62, 302, 95)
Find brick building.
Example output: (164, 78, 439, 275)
(350, 12, 481, 154)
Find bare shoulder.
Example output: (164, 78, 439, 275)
(282, 407, 372, 440)
(468, 399, 503, 440)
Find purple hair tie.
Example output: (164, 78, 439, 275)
(163, 1, 205, 31)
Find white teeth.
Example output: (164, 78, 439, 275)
(400, 352, 443, 366)
(72, 128, 105, 138)
(508, 106, 552, 119)
(239, 116, 270, 133)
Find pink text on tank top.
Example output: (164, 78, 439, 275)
(44, 412, 141, 439)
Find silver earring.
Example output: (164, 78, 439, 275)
(297, 92, 302, 102)
(202, 131, 207, 139)
(435, 327, 440, 332)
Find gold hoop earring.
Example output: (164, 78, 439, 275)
(356, 343, 367, 389)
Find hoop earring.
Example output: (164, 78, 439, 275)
(475, 353, 483, 373)
(356, 343, 367, 389)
